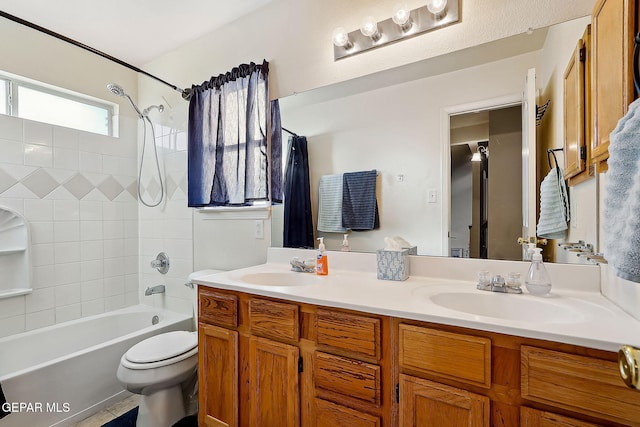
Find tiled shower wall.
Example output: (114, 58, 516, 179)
(137, 106, 195, 319)
(0, 114, 139, 338)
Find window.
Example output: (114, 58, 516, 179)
(0, 72, 115, 136)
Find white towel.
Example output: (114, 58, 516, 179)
(536, 167, 569, 239)
(317, 174, 346, 233)
(603, 98, 640, 283)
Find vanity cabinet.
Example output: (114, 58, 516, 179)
(590, 0, 638, 171)
(197, 286, 395, 427)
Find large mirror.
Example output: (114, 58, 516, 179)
(272, 15, 597, 263)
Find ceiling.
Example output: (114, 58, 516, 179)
(0, 0, 273, 66)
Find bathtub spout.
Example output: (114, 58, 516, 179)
(145, 285, 166, 296)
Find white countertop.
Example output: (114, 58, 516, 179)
(194, 252, 640, 353)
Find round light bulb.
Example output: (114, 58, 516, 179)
(427, 0, 447, 15)
(392, 3, 411, 26)
(360, 16, 380, 39)
(332, 27, 351, 48)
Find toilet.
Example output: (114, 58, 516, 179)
(117, 331, 198, 427)
(117, 269, 222, 427)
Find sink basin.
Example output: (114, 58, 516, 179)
(237, 272, 321, 287)
(426, 291, 585, 323)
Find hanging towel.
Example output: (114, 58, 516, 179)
(1, 384, 9, 419)
(536, 166, 570, 239)
(283, 136, 314, 248)
(603, 98, 640, 283)
(342, 170, 380, 231)
(270, 99, 283, 204)
(317, 174, 347, 233)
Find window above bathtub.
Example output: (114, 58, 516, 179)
(0, 71, 116, 136)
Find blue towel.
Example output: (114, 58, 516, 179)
(1, 384, 9, 419)
(342, 170, 379, 231)
(603, 98, 640, 282)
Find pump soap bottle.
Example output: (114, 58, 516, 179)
(525, 248, 552, 296)
(316, 237, 329, 275)
(341, 234, 351, 252)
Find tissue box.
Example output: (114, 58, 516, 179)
(376, 249, 410, 281)
(403, 246, 417, 255)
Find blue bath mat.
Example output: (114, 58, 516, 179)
(102, 407, 137, 427)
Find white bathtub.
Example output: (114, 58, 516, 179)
(0, 305, 193, 427)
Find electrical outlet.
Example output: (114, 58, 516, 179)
(254, 220, 264, 239)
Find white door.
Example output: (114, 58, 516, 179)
(521, 68, 537, 260)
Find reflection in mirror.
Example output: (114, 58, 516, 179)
(272, 16, 596, 264)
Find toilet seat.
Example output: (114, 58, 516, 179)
(121, 331, 198, 370)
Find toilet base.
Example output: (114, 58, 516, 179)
(136, 385, 185, 427)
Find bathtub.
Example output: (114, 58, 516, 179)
(0, 305, 193, 427)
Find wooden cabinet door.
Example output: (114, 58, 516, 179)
(199, 324, 238, 427)
(563, 31, 588, 181)
(591, 0, 637, 169)
(249, 336, 300, 427)
(399, 374, 489, 427)
(521, 407, 601, 427)
(314, 399, 381, 427)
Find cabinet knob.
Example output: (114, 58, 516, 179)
(618, 345, 640, 389)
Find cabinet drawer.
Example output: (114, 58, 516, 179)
(315, 398, 380, 427)
(521, 346, 640, 425)
(399, 324, 491, 388)
(314, 352, 381, 405)
(249, 298, 299, 342)
(316, 309, 381, 360)
(198, 288, 238, 328)
(521, 407, 600, 427)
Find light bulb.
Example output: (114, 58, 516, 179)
(332, 27, 352, 49)
(392, 3, 411, 26)
(427, 0, 447, 16)
(360, 16, 381, 41)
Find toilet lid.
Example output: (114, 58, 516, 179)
(125, 331, 197, 364)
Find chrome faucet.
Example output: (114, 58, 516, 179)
(477, 274, 522, 294)
(290, 257, 316, 273)
(145, 285, 166, 296)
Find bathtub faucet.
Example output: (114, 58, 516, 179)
(145, 285, 166, 296)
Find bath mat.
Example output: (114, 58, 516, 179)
(101, 407, 137, 427)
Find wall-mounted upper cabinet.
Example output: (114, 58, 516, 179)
(591, 0, 639, 172)
(564, 25, 594, 186)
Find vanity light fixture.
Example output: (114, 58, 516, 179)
(471, 144, 489, 162)
(332, 0, 460, 61)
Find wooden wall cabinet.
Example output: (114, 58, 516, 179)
(564, 25, 594, 186)
(590, 0, 638, 171)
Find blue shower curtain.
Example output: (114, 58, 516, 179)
(283, 135, 314, 248)
(188, 61, 270, 207)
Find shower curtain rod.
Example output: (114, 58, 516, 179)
(0, 11, 189, 99)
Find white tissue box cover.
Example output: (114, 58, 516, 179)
(376, 249, 410, 281)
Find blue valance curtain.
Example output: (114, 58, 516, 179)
(188, 60, 271, 207)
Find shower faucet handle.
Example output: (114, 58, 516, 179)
(151, 252, 170, 274)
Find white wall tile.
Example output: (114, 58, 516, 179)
(81, 279, 104, 301)
(81, 299, 105, 317)
(25, 309, 55, 330)
(32, 265, 55, 288)
(103, 202, 123, 220)
(104, 275, 125, 296)
(80, 200, 103, 220)
(0, 198, 24, 214)
(80, 221, 104, 240)
(54, 221, 80, 242)
(24, 121, 53, 146)
(0, 315, 25, 338)
(53, 147, 79, 171)
(53, 126, 79, 150)
(54, 241, 81, 264)
(55, 262, 81, 285)
(124, 221, 138, 239)
(80, 240, 103, 261)
(125, 274, 139, 293)
(24, 199, 53, 221)
(54, 199, 80, 221)
(30, 221, 54, 244)
(24, 144, 53, 167)
(105, 294, 126, 311)
(102, 155, 120, 175)
(32, 243, 55, 266)
(0, 296, 25, 318)
(55, 282, 82, 306)
(25, 287, 55, 313)
(55, 303, 82, 323)
(104, 220, 124, 239)
(81, 260, 104, 281)
(103, 257, 125, 278)
(0, 139, 24, 164)
(79, 151, 102, 173)
(0, 114, 23, 141)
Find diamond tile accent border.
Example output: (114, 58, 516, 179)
(0, 165, 136, 202)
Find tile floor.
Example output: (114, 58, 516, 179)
(73, 395, 138, 427)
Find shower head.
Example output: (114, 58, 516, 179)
(106, 83, 143, 118)
(106, 83, 126, 97)
(142, 104, 164, 116)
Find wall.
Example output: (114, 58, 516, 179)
(0, 115, 139, 338)
(273, 51, 539, 255)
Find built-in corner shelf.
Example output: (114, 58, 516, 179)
(0, 207, 32, 300)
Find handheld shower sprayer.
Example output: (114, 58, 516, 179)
(106, 82, 143, 118)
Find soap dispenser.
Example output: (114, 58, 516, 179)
(316, 237, 329, 275)
(525, 248, 551, 296)
(341, 234, 351, 252)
